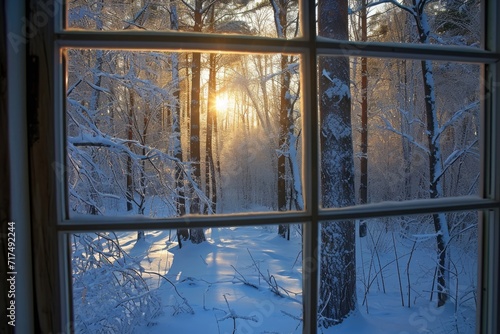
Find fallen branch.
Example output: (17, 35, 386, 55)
(215, 294, 258, 334)
(247, 249, 301, 299)
(231, 265, 259, 289)
(142, 270, 194, 314)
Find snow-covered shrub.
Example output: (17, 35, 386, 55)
(72, 233, 162, 333)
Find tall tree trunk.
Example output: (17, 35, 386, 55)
(205, 53, 217, 214)
(172, 50, 188, 245)
(88, 49, 104, 215)
(318, 0, 356, 327)
(137, 105, 148, 241)
(87, 2, 105, 216)
(359, 0, 368, 237)
(421, 58, 450, 307)
(189, 0, 206, 244)
(359, 0, 368, 206)
(399, 60, 413, 201)
(256, 55, 272, 130)
(190, 52, 201, 214)
(271, 0, 292, 237)
(126, 89, 134, 212)
(204, 6, 217, 214)
(286, 63, 303, 213)
(287, 126, 303, 211)
(413, 2, 450, 307)
(278, 53, 291, 237)
(169, 0, 189, 247)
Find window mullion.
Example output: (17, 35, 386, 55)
(302, 0, 319, 333)
(56, 31, 308, 54)
(317, 41, 499, 63)
(480, 2, 500, 332)
(318, 197, 497, 221)
(58, 211, 311, 231)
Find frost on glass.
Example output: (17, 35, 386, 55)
(65, 49, 302, 217)
(65, 0, 301, 39)
(318, 0, 481, 48)
(320, 56, 480, 208)
(70, 225, 303, 333)
(319, 212, 478, 332)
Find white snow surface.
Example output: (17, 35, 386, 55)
(74, 223, 477, 333)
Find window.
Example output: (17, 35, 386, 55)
(5, 1, 500, 333)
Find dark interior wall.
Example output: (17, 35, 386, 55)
(28, 0, 61, 331)
(1, 1, 60, 332)
(1, 0, 14, 332)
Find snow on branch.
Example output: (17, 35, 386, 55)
(361, 0, 417, 18)
(84, 79, 112, 95)
(68, 131, 212, 213)
(67, 155, 121, 201)
(67, 77, 83, 96)
(72, 233, 162, 332)
(122, 2, 149, 30)
(435, 138, 479, 184)
(67, 98, 101, 128)
(380, 117, 430, 154)
(68, 187, 105, 215)
(95, 70, 173, 101)
(437, 101, 479, 141)
(261, 62, 299, 83)
(69, 134, 155, 161)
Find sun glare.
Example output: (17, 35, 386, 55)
(215, 94, 229, 114)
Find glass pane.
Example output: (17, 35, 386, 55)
(65, 0, 301, 38)
(65, 49, 303, 217)
(317, 0, 482, 48)
(319, 212, 479, 332)
(70, 224, 303, 333)
(319, 56, 480, 208)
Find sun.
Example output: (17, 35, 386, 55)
(215, 94, 229, 114)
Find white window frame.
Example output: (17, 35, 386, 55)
(6, 1, 499, 333)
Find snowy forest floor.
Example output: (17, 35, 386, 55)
(74, 224, 477, 334)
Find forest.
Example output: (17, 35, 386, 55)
(64, 0, 481, 333)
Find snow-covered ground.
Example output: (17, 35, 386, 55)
(72, 224, 477, 334)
